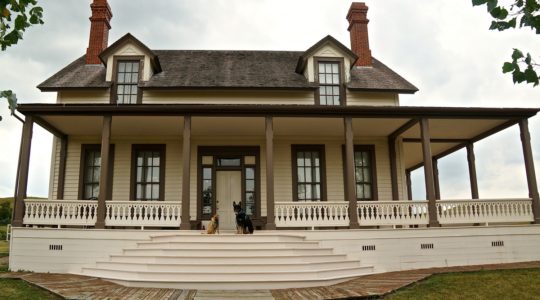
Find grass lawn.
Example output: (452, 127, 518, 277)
(0, 279, 61, 300)
(385, 268, 540, 300)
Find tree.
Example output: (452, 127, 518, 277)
(472, 0, 540, 86)
(0, 0, 44, 121)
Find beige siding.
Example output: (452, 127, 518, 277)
(346, 91, 399, 106)
(57, 91, 110, 104)
(143, 90, 315, 105)
(63, 139, 86, 200)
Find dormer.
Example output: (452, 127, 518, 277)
(99, 33, 162, 104)
(296, 36, 358, 106)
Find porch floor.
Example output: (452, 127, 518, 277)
(2, 261, 540, 299)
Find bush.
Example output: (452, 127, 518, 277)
(0, 201, 11, 225)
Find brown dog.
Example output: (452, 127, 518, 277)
(207, 214, 220, 234)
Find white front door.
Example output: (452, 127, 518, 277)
(216, 171, 242, 230)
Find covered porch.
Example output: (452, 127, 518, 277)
(12, 104, 540, 230)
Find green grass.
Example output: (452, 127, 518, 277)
(385, 268, 540, 300)
(0, 279, 61, 299)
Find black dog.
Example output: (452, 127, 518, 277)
(233, 201, 254, 234)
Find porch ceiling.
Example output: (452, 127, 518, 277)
(192, 117, 265, 136)
(41, 116, 184, 136)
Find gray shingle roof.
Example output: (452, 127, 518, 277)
(38, 51, 418, 93)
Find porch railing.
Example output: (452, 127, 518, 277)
(105, 201, 181, 228)
(275, 202, 349, 228)
(23, 199, 98, 227)
(357, 201, 429, 226)
(436, 198, 534, 225)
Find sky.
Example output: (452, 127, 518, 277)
(0, 0, 539, 200)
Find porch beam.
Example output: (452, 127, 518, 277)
(180, 116, 192, 230)
(388, 136, 399, 200)
(433, 158, 441, 200)
(344, 117, 360, 228)
(265, 116, 276, 230)
(33, 116, 66, 139)
(95, 115, 111, 229)
(466, 143, 479, 199)
(389, 119, 418, 139)
(56, 136, 68, 200)
(420, 118, 439, 227)
(403, 138, 469, 143)
(406, 170, 413, 200)
(12, 116, 34, 227)
(519, 119, 540, 223)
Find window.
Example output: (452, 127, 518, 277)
(201, 167, 213, 216)
(292, 145, 326, 201)
(131, 145, 165, 201)
(114, 60, 140, 104)
(81, 146, 101, 200)
(317, 60, 343, 106)
(245, 167, 256, 216)
(353, 146, 377, 200)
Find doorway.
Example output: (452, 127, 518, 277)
(216, 171, 242, 230)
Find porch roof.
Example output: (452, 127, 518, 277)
(17, 103, 539, 169)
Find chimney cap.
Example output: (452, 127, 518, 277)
(347, 2, 369, 24)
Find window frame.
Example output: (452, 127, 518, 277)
(130, 144, 166, 201)
(314, 57, 346, 106)
(291, 144, 327, 202)
(110, 56, 144, 104)
(78, 144, 115, 200)
(342, 144, 378, 201)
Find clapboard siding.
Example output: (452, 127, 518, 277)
(57, 91, 110, 104)
(143, 90, 315, 105)
(346, 91, 398, 106)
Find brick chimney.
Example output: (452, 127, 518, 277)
(85, 0, 113, 65)
(347, 2, 372, 67)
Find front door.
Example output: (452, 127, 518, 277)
(216, 171, 242, 230)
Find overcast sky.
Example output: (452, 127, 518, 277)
(0, 0, 539, 200)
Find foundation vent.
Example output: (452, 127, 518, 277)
(362, 245, 376, 251)
(492, 241, 504, 247)
(420, 243, 434, 250)
(49, 245, 63, 251)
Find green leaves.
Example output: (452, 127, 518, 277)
(473, 0, 540, 87)
(0, 90, 18, 115)
(0, 0, 44, 51)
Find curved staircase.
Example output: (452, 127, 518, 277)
(80, 233, 373, 290)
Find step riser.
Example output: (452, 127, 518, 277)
(150, 235, 304, 243)
(123, 249, 334, 256)
(95, 261, 359, 272)
(82, 267, 372, 282)
(109, 255, 349, 264)
(137, 242, 320, 250)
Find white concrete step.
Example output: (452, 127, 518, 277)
(95, 260, 360, 272)
(81, 265, 373, 282)
(122, 247, 334, 256)
(149, 234, 305, 243)
(136, 241, 321, 249)
(108, 253, 350, 264)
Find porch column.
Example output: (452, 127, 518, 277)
(12, 116, 34, 227)
(344, 117, 360, 228)
(466, 143, 479, 199)
(420, 118, 439, 227)
(180, 116, 192, 230)
(433, 158, 441, 200)
(519, 119, 540, 223)
(95, 115, 111, 229)
(388, 137, 399, 200)
(406, 170, 412, 200)
(265, 116, 276, 230)
(56, 136, 68, 200)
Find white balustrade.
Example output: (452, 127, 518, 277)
(436, 198, 533, 225)
(357, 201, 429, 226)
(23, 199, 98, 227)
(105, 201, 181, 228)
(275, 202, 349, 228)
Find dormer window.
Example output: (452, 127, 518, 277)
(113, 58, 142, 104)
(315, 58, 344, 106)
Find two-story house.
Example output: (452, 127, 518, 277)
(8, 0, 540, 290)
